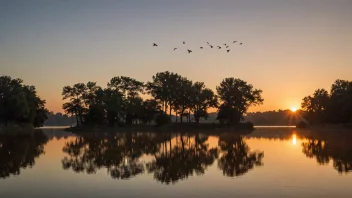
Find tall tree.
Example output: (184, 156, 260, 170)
(0, 76, 48, 127)
(216, 78, 263, 124)
(190, 82, 218, 124)
(62, 83, 87, 126)
(301, 89, 329, 124)
(174, 77, 193, 123)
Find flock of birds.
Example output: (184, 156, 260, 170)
(152, 40, 242, 53)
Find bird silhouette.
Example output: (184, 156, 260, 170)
(187, 49, 192, 53)
(226, 46, 230, 48)
(183, 41, 185, 44)
(233, 41, 237, 43)
(217, 46, 221, 49)
(174, 48, 177, 50)
(223, 44, 227, 46)
(206, 42, 210, 45)
(153, 43, 158, 46)
(209, 45, 213, 48)
(200, 47, 203, 49)
(227, 49, 230, 53)
(240, 43, 243, 45)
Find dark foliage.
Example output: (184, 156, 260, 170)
(0, 76, 48, 127)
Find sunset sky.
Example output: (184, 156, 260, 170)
(1, 0, 352, 113)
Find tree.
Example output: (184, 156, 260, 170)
(0, 76, 48, 127)
(190, 82, 218, 124)
(141, 99, 162, 124)
(216, 78, 263, 124)
(174, 77, 193, 123)
(301, 89, 329, 124)
(62, 83, 87, 126)
(328, 80, 352, 123)
(146, 71, 181, 120)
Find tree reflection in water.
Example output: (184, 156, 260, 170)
(62, 132, 264, 183)
(0, 131, 48, 179)
(301, 134, 352, 174)
(217, 134, 264, 177)
(62, 133, 156, 179)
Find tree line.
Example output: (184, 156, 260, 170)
(0, 76, 48, 127)
(301, 79, 352, 125)
(62, 71, 263, 127)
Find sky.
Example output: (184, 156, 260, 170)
(1, 0, 352, 113)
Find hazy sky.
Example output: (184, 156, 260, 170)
(1, 0, 352, 113)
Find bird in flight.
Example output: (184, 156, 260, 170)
(206, 42, 210, 45)
(233, 41, 237, 43)
(227, 49, 230, 53)
(174, 48, 177, 50)
(187, 49, 192, 53)
(217, 46, 221, 49)
(153, 43, 158, 46)
(209, 45, 213, 48)
(183, 41, 185, 44)
(200, 47, 203, 49)
(240, 43, 243, 45)
(226, 46, 230, 48)
(223, 44, 227, 46)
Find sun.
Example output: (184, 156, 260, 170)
(291, 107, 297, 112)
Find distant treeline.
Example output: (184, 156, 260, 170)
(245, 110, 301, 126)
(0, 76, 48, 127)
(44, 112, 75, 126)
(61, 71, 263, 127)
(301, 80, 352, 125)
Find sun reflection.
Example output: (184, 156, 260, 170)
(292, 134, 297, 145)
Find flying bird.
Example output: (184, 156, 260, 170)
(209, 45, 213, 48)
(217, 46, 221, 49)
(226, 46, 230, 48)
(200, 47, 203, 49)
(227, 49, 230, 53)
(187, 49, 192, 53)
(240, 43, 243, 45)
(174, 48, 177, 50)
(183, 41, 185, 44)
(233, 41, 237, 43)
(153, 43, 158, 46)
(223, 44, 227, 46)
(206, 42, 210, 45)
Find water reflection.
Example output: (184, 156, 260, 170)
(301, 132, 352, 174)
(62, 132, 264, 184)
(0, 131, 48, 179)
(218, 134, 264, 177)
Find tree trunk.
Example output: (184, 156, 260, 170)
(169, 104, 172, 122)
(75, 112, 79, 126)
(180, 114, 183, 123)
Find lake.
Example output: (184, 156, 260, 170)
(1, 127, 351, 198)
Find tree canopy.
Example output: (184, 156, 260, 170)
(0, 76, 48, 127)
(60, 72, 263, 126)
(301, 79, 352, 125)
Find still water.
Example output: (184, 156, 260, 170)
(1, 127, 351, 198)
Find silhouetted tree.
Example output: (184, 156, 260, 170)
(216, 78, 263, 124)
(0, 76, 48, 127)
(62, 83, 87, 126)
(301, 89, 329, 125)
(190, 82, 218, 124)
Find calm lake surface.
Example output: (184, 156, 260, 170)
(1, 127, 351, 198)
